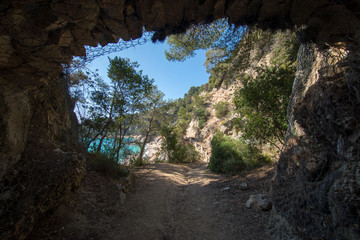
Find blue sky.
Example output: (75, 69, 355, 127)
(88, 41, 210, 100)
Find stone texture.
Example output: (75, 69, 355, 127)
(0, 1, 359, 240)
(246, 194, 272, 211)
(0, 0, 358, 84)
(240, 182, 249, 190)
(0, 76, 81, 240)
(268, 43, 360, 240)
(0, 150, 85, 240)
(0, 84, 30, 180)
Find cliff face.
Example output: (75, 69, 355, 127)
(0, 77, 78, 179)
(268, 44, 360, 239)
(184, 33, 360, 239)
(0, 0, 359, 239)
(184, 32, 282, 161)
(0, 76, 85, 240)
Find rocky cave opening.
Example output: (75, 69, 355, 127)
(1, 1, 359, 239)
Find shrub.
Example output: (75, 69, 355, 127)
(160, 125, 199, 163)
(214, 101, 230, 118)
(233, 63, 295, 150)
(130, 155, 148, 166)
(209, 132, 271, 175)
(90, 152, 129, 179)
(193, 106, 209, 129)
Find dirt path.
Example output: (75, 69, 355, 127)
(29, 163, 274, 240)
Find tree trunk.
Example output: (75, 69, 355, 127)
(138, 109, 156, 165)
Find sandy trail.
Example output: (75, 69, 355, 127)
(29, 163, 273, 240)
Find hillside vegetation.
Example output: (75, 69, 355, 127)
(158, 26, 299, 175)
(69, 21, 299, 176)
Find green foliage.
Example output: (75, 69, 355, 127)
(214, 101, 230, 118)
(204, 49, 227, 73)
(178, 106, 191, 121)
(271, 30, 299, 66)
(160, 125, 199, 163)
(208, 74, 223, 90)
(233, 64, 295, 149)
(192, 96, 209, 129)
(76, 56, 156, 162)
(134, 86, 165, 166)
(175, 106, 191, 135)
(209, 132, 271, 175)
(206, 28, 274, 91)
(165, 19, 245, 62)
(90, 152, 129, 179)
(130, 155, 148, 166)
(187, 86, 201, 96)
(193, 107, 209, 129)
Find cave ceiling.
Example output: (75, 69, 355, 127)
(0, 0, 359, 85)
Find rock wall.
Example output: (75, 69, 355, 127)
(0, 75, 79, 179)
(0, 76, 85, 240)
(185, 80, 239, 162)
(0, 0, 359, 240)
(268, 44, 360, 239)
(1, 0, 359, 85)
(184, 30, 284, 162)
(0, 84, 31, 179)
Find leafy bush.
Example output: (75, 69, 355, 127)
(191, 96, 210, 129)
(214, 101, 230, 118)
(160, 125, 199, 163)
(193, 106, 210, 129)
(130, 155, 148, 166)
(90, 152, 129, 179)
(209, 132, 271, 175)
(233, 64, 294, 150)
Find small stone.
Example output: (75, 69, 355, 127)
(246, 194, 272, 211)
(221, 186, 230, 191)
(239, 182, 249, 190)
(54, 148, 63, 153)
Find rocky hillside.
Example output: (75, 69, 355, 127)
(185, 83, 238, 162)
(181, 29, 296, 162)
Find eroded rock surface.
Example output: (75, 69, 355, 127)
(0, 76, 84, 240)
(268, 44, 360, 240)
(1, 0, 359, 86)
(0, 1, 359, 240)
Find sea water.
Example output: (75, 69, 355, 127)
(88, 138, 140, 162)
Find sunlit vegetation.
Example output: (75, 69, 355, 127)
(68, 18, 299, 173)
(166, 20, 299, 174)
(69, 57, 164, 164)
(209, 132, 271, 175)
(214, 101, 230, 118)
(159, 125, 199, 163)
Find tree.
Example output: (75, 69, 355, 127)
(136, 86, 165, 165)
(233, 63, 295, 150)
(175, 106, 191, 136)
(214, 101, 230, 118)
(103, 56, 154, 160)
(165, 19, 245, 62)
(209, 132, 270, 175)
(76, 57, 154, 162)
(159, 125, 198, 163)
(191, 95, 210, 129)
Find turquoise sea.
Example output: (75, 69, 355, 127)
(88, 138, 140, 162)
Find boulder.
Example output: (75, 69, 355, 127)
(246, 194, 272, 211)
